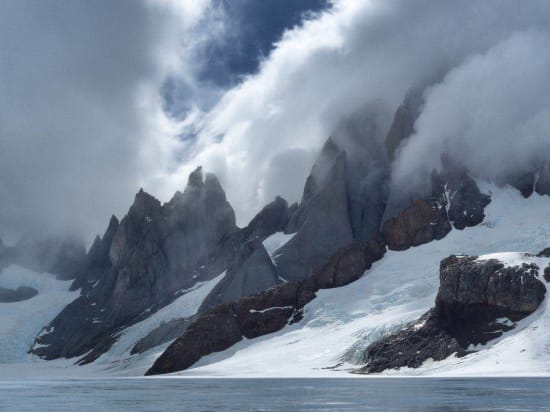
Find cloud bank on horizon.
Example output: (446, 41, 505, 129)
(1, 0, 549, 243)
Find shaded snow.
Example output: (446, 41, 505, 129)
(93, 271, 226, 374)
(263, 232, 295, 256)
(0, 271, 225, 377)
(0, 265, 78, 364)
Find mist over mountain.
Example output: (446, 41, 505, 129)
(2, 0, 550, 244)
(1, 0, 550, 386)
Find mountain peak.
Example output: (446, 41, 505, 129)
(187, 166, 204, 188)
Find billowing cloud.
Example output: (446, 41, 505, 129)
(394, 30, 550, 192)
(0, 0, 209, 243)
(2, 0, 550, 243)
(165, 0, 550, 225)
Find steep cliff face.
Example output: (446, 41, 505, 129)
(382, 171, 451, 251)
(241, 196, 293, 242)
(31, 167, 242, 363)
(535, 163, 550, 196)
(275, 110, 391, 281)
(383, 156, 491, 251)
(70, 215, 120, 291)
(199, 239, 281, 312)
(30, 166, 298, 363)
(275, 140, 355, 281)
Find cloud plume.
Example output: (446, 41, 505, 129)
(2, 0, 550, 243)
(169, 0, 550, 225)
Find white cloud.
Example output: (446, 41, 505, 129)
(164, 0, 550, 225)
(0, 0, 208, 243)
(394, 30, 550, 193)
(3, 0, 550, 243)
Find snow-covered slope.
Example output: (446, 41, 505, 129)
(176, 184, 550, 377)
(0, 265, 78, 364)
(2, 184, 549, 378)
(0, 270, 225, 377)
(91, 272, 225, 376)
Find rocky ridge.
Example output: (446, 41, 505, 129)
(362, 253, 547, 373)
(146, 236, 386, 375)
(31, 167, 285, 363)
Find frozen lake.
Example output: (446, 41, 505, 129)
(1, 377, 549, 411)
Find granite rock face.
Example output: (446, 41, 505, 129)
(241, 196, 292, 242)
(276, 115, 390, 281)
(382, 156, 491, 251)
(31, 166, 302, 362)
(146, 236, 386, 375)
(440, 155, 491, 230)
(275, 140, 355, 281)
(382, 171, 451, 251)
(335, 112, 391, 243)
(31, 167, 242, 363)
(71, 215, 120, 291)
(0, 286, 38, 303)
(199, 239, 281, 312)
(362, 254, 546, 373)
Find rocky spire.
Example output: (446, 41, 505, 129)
(275, 144, 354, 281)
(385, 88, 423, 161)
(32, 167, 240, 363)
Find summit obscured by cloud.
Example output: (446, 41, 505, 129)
(1, 0, 549, 243)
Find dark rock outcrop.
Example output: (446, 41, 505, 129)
(383, 156, 490, 251)
(362, 254, 546, 373)
(0, 238, 9, 272)
(241, 196, 292, 242)
(71, 215, 119, 291)
(383, 171, 451, 251)
(507, 171, 536, 198)
(440, 155, 491, 230)
(0, 286, 38, 303)
(146, 235, 386, 375)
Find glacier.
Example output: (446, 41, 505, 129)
(1, 183, 550, 377)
